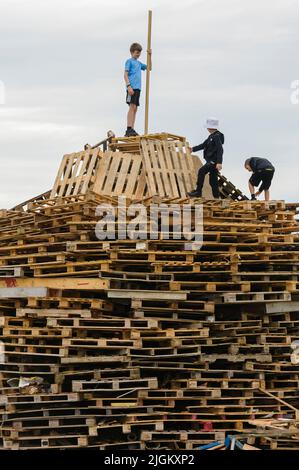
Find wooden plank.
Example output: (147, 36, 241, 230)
(177, 141, 196, 190)
(157, 141, 172, 195)
(65, 152, 85, 197)
(161, 141, 180, 194)
(59, 153, 79, 197)
(84, 148, 101, 191)
(167, 142, 185, 197)
(107, 289, 187, 300)
(0, 277, 108, 290)
(50, 154, 70, 198)
(102, 153, 124, 194)
(266, 301, 299, 313)
(0, 267, 24, 277)
(124, 155, 144, 197)
(148, 140, 166, 195)
(141, 139, 157, 196)
(0, 287, 48, 297)
(112, 155, 132, 194)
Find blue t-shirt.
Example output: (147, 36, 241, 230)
(125, 58, 147, 90)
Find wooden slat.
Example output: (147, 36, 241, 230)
(161, 141, 179, 195)
(141, 139, 156, 196)
(65, 153, 85, 197)
(148, 140, 165, 195)
(177, 141, 196, 191)
(168, 142, 186, 196)
(93, 152, 114, 194)
(124, 157, 143, 196)
(113, 155, 132, 194)
(50, 154, 70, 198)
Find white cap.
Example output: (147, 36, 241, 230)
(205, 117, 219, 130)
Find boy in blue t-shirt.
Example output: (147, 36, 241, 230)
(124, 43, 147, 137)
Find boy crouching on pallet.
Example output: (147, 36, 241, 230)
(244, 157, 275, 201)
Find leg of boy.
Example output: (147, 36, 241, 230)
(209, 167, 220, 198)
(248, 180, 255, 195)
(127, 104, 137, 128)
(196, 163, 211, 195)
(249, 173, 262, 197)
(132, 104, 137, 128)
(259, 170, 274, 201)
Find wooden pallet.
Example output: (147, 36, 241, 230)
(109, 132, 186, 154)
(50, 148, 102, 199)
(93, 151, 147, 198)
(218, 174, 248, 201)
(140, 139, 195, 198)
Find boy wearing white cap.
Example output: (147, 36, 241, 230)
(188, 118, 224, 199)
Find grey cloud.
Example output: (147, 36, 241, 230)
(0, 0, 298, 207)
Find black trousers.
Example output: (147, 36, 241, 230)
(249, 169, 274, 191)
(196, 162, 220, 198)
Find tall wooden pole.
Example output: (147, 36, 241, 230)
(144, 10, 152, 135)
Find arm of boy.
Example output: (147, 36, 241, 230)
(192, 138, 208, 153)
(124, 59, 134, 96)
(214, 135, 223, 170)
(124, 70, 134, 96)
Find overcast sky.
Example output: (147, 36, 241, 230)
(0, 0, 298, 207)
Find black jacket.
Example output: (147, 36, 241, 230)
(192, 131, 224, 164)
(248, 157, 275, 172)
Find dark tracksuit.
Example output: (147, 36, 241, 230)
(192, 131, 224, 198)
(248, 157, 275, 192)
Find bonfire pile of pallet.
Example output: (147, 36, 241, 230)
(0, 194, 298, 450)
(0, 134, 298, 450)
(12, 133, 246, 212)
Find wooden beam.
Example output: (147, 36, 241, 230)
(107, 289, 186, 300)
(0, 277, 108, 291)
(144, 10, 152, 135)
(266, 301, 299, 313)
(0, 287, 48, 298)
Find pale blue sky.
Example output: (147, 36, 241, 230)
(0, 0, 298, 207)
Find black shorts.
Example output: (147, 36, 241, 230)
(249, 169, 275, 190)
(126, 89, 141, 107)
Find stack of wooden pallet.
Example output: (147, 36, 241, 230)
(50, 133, 196, 200)
(0, 192, 299, 450)
(19, 132, 246, 207)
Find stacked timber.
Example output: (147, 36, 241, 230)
(0, 195, 299, 450)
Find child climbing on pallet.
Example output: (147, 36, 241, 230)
(124, 43, 147, 137)
(188, 118, 224, 199)
(244, 157, 275, 201)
